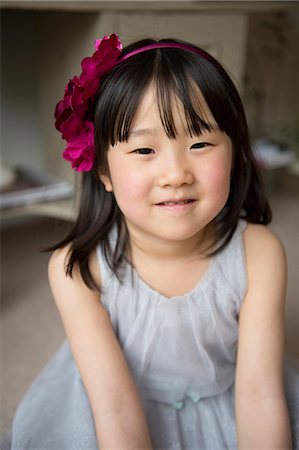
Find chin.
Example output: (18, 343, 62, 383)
(155, 225, 205, 242)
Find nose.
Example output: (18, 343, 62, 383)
(157, 150, 194, 188)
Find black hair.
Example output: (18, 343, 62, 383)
(50, 37, 271, 290)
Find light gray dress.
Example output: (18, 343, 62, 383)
(11, 220, 299, 449)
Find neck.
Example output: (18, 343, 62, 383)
(126, 223, 215, 266)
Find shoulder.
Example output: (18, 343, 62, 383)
(242, 223, 286, 284)
(49, 245, 101, 290)
(48, 245, 102, 314)
(243, 222, 285, 255)
(48, 245, 72, 294)
(48, 244, 71, 277)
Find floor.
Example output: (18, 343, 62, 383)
(1, 176, 299, 439)
(1, 216, 69, 438)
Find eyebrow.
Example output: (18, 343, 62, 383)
(128, 128, 155, 138)
(128, 123, 220, 139)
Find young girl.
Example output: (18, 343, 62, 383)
(11, 34, 299, 450)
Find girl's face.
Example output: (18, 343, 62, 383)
(100, 84, 232, 250)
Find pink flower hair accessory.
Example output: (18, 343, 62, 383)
(55, 34, 122, 172)
(55, 35, 215, 172)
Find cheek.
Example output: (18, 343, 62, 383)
(109, 164, 150, 207)
(209, 166, 231, 189)
(202, 155, 232, 198)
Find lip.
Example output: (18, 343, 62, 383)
(155, 198, 197, 212)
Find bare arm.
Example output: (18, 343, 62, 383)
(48, 246, 153, 450)
(235, 225, 292, 449)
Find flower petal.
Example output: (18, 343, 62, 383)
(60, 114, 84, 141)
(55, 34, 122, 172)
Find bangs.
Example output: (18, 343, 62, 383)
(154, 70, 215, 139)
(114, 63, 216, 143)
(94, 47, 221, 155)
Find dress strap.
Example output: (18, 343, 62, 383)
(95, 242, 112, 285)
(237, 218, 248, 233)
(95, 228, 118, 292)
(215, 219, 248, 312)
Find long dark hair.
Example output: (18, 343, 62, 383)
(50, 37, 271, 290)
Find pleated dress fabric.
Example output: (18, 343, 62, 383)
(11, 220, 299, 449)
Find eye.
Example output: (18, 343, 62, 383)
(190, 142, 210, 150)
(133, 148, 155, 155)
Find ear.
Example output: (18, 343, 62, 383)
(99, 174, 113, 192)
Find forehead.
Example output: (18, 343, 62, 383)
(130, 82, 216, 134)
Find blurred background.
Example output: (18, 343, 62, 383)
(1, 0, 299, 440)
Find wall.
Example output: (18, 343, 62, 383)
(1, 9, 248, 180)
(244, 8, 299, 153)
(1, 10, 115, 180)
(1, 11, 43, 172)
(116, 11, 247, 88)
(37, 11, 115, 180)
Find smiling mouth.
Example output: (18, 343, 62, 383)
(157, 199, 196, 206)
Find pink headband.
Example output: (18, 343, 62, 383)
(119, 41, 214, 64)
(54, 34, 212, 172)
